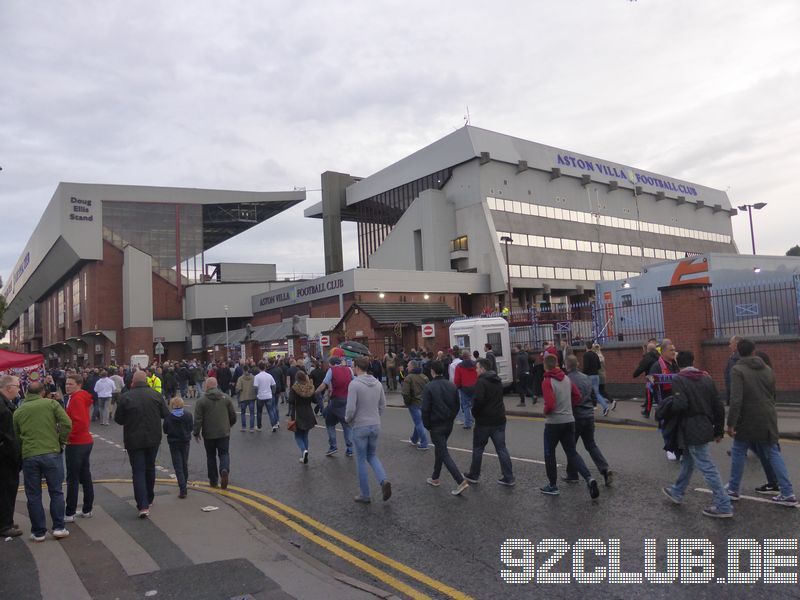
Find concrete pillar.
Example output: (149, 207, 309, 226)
(321, 171, 358, 275)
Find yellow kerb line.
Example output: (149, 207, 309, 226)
(196, 482, 473, 600)
(95, 479, 467, 600)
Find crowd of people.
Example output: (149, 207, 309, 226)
(0, 332, 793, 541)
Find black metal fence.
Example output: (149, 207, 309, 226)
(708, 277, 800, 339)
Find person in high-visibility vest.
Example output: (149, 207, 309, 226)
(146, 368, 162, 395)
(501, 306, 510, 319)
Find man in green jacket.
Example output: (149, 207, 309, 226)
(193, 377, 237, 489)
(402, 360, 429, 450)
(13, 380, 72, 542)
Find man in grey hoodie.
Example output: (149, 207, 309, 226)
(345, 358, 391, 504)
(193, 378, 237, 489)
(564, 355, 613, 486)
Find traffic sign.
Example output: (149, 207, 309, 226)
(155, 342, 165, 355)
(319, 335, 331, 347)
(421, 323, 435, 338)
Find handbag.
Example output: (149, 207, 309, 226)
(287, 405, 297, 432)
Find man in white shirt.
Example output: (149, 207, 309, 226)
(448, 348, 463, 423)
(93, 370, 115, 426)
(253, 362, 277, 432)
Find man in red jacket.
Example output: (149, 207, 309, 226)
(64, 374, 94, 521)
(453, 352, 478, 430)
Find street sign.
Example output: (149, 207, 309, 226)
(319, 335, 331, 347)
(421, 323, 435, 338)
(155, 342, 165, 355)
(153, 337, 166, 343)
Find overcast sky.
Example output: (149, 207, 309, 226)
(2, 0, 799, 285)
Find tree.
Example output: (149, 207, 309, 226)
(787, 245, 800, 257)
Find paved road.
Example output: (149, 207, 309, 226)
(69, 398, 800, 599)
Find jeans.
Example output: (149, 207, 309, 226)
(265, 397, 280, 427)
(194, 382, 204, 397)
(670, 443, 732, 512)
(23, 453, 66, 535)
(588, 375, 609, 410)
(240, 399, 256, 429)
(179, 382, 189, 398)
(752, 442, 779, 486)
(544, 422, 591, 485)
(566, 418, 609, 479)
(517, 372, 532, 403)
(326, 412, 353, 452)
(98, 397, 111, 424)
(203, 437, 230, 485)
(429, 426, 463, 484)
(0, 463, 19, 531)
(169, 442, 190, 494)
(459, 390, 475, 428)
(467, 423, 514, 481)
(128, 446, 159, 510)
(728, 439, 794, 497)
(294, 430, 309, 453)
(65, 443, 94, 516)
(353, 425, 388, 498)
(407, 406, 429, 448)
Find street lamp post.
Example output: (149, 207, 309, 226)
(737, 203, 767, 255)
(500, 235, 514, 312)
(224, 305, 229, 359)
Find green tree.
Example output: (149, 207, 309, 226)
(787, 245, 800, 257)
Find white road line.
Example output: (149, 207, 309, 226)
(397, 438, 550, 466)
(694, 487, 798, 507)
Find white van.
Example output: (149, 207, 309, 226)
(448, 317, 512, 387)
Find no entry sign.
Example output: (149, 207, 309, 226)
(421, 323, 435, 338)
(319, 335, 331, 346)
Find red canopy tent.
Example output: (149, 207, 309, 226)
(0, 349, 45, 372)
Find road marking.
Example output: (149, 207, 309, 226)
(397, 438, 549, 466)
(195, 482, 473, 600)
(694, 487, 799, 507)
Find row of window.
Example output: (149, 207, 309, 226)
(496, 230, 687, 261)
(508, 264, 639, 283)
(486, 196, 731, 244)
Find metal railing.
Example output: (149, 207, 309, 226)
(708, 277, 800, 339)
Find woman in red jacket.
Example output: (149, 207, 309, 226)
(64, 374, 95, 522)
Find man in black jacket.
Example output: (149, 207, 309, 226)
(583, 342, 611, 416)
(0, 375, 22, 537)
(421, 361, 468, 495)
(514, 345, 533, 407)
(115, 371, 169, 518)
(658, 351, 732, 518)
(634, 341, 660, 416)
(463, 359, 515, 486)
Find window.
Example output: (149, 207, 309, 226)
(546, 206, 556, 219)
(602, 270, 616, 281)
(555, 267, 570, 279)
(450, 236, 469, 252)
(521, 202, 531, 215)
(512, 201, 522, 214)
(510, 265, 521, 278)
(57, 289, 65, 328)
(487, 332, 504, 357)
(577, 240, 591, 252)
(487, 197, 497, 210)
(455, 335, 471, 354)
(621, 294, 633, 308)
(530, 235, 545, 247)
(539, 266, 555, 279)
(529, 204, 540, 217)
(545, 237, 561, 249)
(605, 243, 619, 255)
(631, 246, 642, 257)
(655, 248, 666, 259)
(571, 268, 587, 280)
(521, 265, 533, 278)
(561, 239, 577, 251)
(554, 208, 564, 220)
(586, 269, 601, 280)
(619, 244, 631, 256)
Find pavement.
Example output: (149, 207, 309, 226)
(384, 389, 800, 440)
(2, 480, 391, 600)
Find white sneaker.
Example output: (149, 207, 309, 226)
(30, 533, 46, 542)
(79, 511, 93, 519)
(64, 515, 76, 523)
(52, 529, 70, 539)
(666, 451, 678, 461)
(452, 480, 470, 496)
